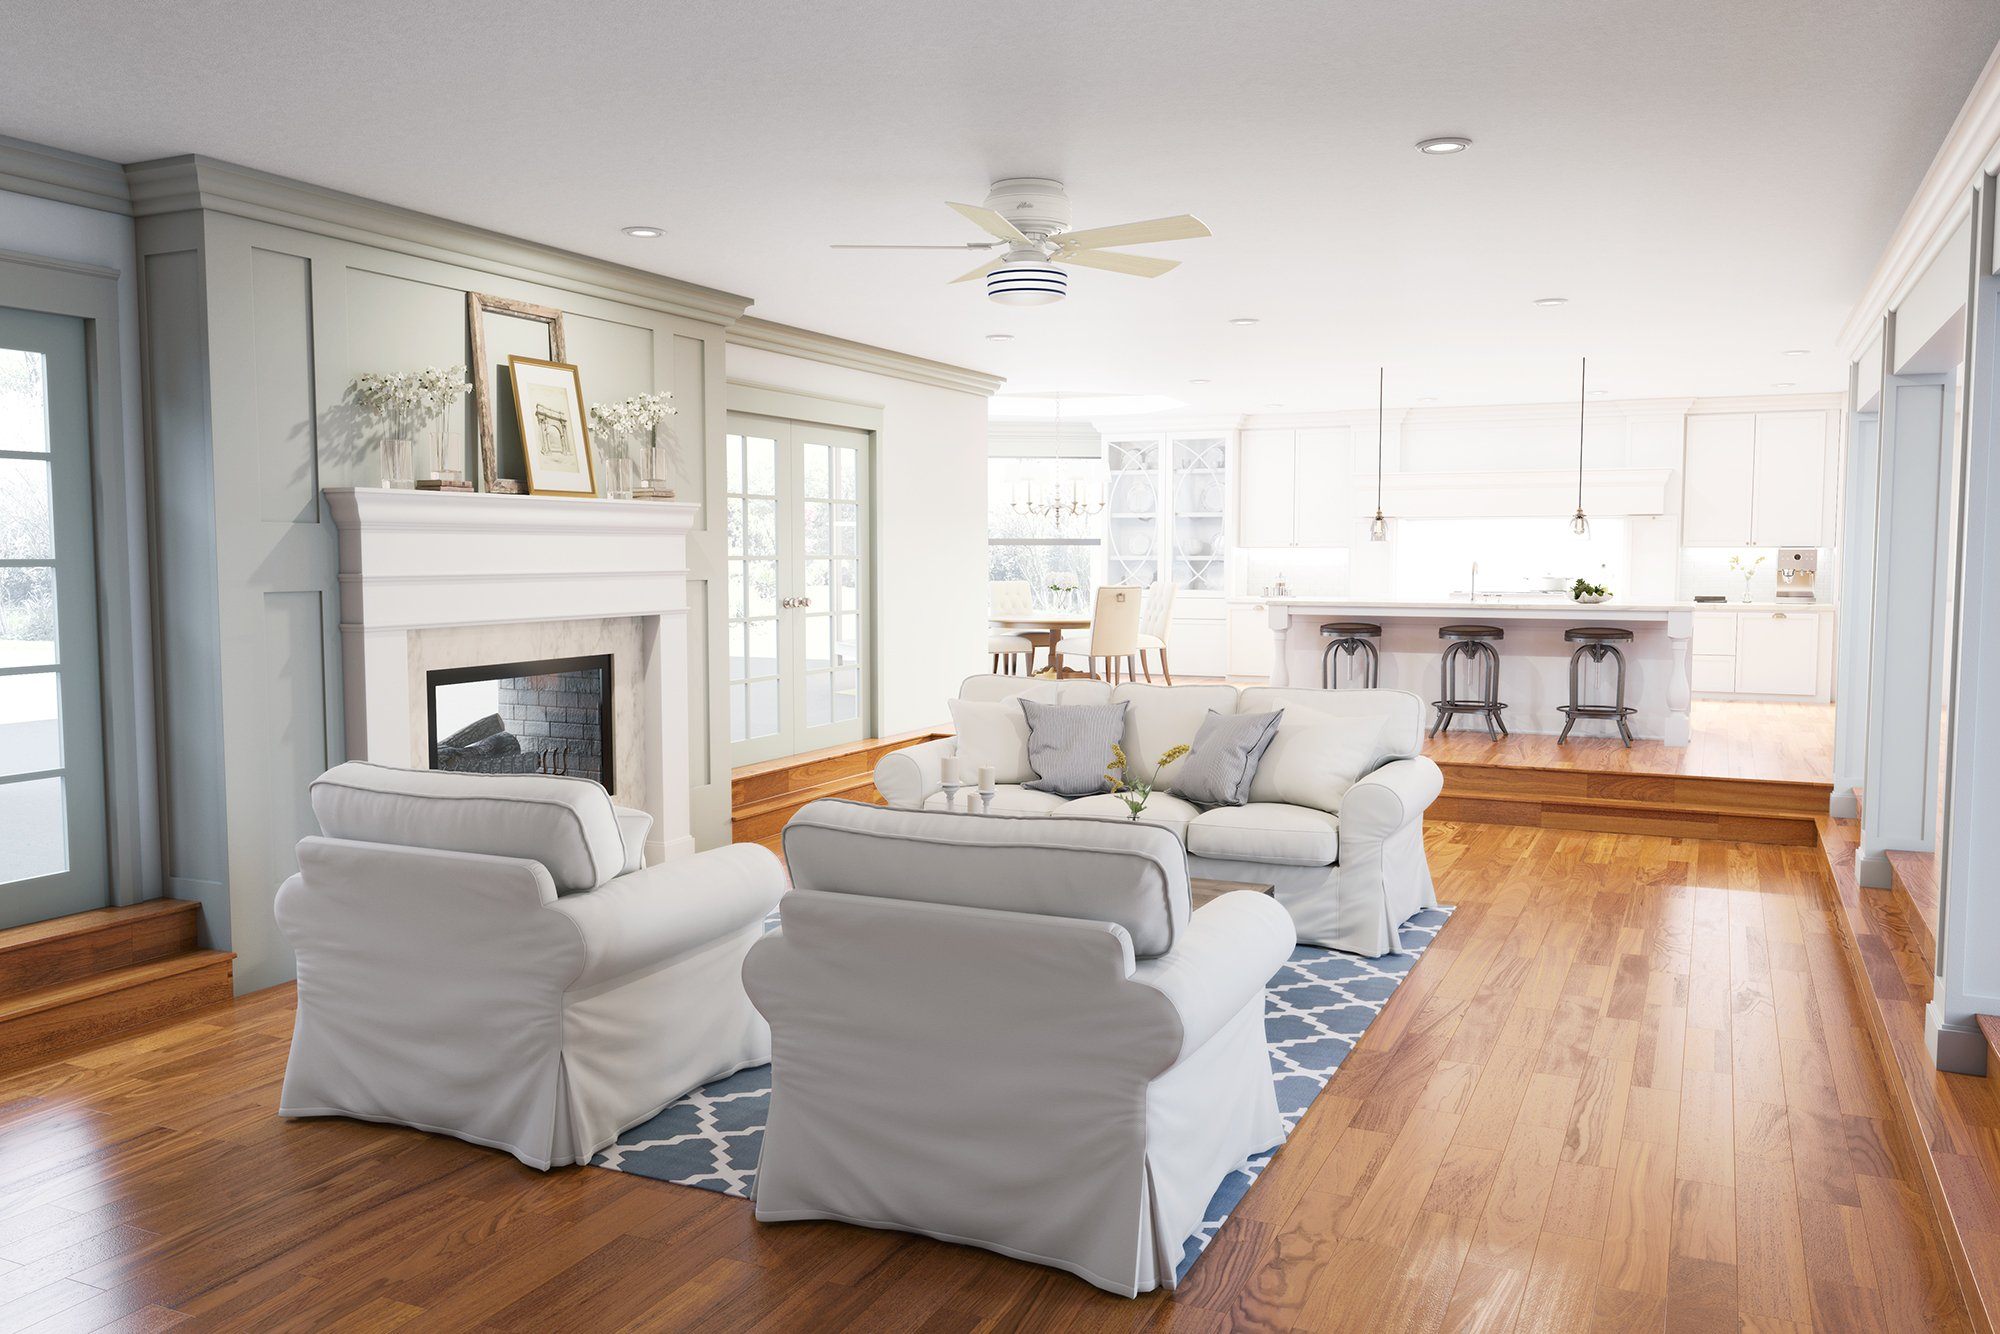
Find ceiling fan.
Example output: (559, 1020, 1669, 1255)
(831, 177, 1211, 306)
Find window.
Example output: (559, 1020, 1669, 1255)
(987, 457, 1102, 600)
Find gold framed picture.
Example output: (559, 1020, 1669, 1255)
(507, 356, 596, 497)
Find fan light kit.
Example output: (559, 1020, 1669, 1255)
(831, 177, 1210, 306)
(1416, 137, 1472, 155)
(620, 225, 664, 238)
(1534, 296, 1569, 307)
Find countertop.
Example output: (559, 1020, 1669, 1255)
(1230, 595, 1833, 613)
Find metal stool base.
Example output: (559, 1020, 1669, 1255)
(1320, 637, 1381, 689)
(1429, 639, 1508, 740)
(1558, 642, 1636, 747)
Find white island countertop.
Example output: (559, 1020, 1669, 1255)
(1235, 596, 1832, 614)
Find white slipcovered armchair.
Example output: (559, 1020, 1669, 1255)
(275, 762, 784, 1170)
(744, 799, 1296, 1297)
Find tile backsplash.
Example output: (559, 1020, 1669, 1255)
(1680, 548, 1797, 601)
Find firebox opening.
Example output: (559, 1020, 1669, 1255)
(426, 654, 614, 793)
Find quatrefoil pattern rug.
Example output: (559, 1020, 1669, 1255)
(594, 905, 1452, 1283)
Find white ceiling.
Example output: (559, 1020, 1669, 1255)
(4, 1, 1994, 411)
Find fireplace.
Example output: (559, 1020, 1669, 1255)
(427, 654, 615, 792)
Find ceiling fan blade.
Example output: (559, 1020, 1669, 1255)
(950, 258, 1004, 284)
(948, 201, 1032, 246)
(1055, 249, 1180, 278)
(830, 242, 1002, 250)
(1055, 214, 1212, 251)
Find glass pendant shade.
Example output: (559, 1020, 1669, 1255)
(1370, 512, 1389, 542)
(1570, 509, 1591, 538)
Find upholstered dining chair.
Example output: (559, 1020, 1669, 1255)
(1055, 584, 1143, 682)
(988, 579, 1035, 674)
(1135, 580, 1175, 684)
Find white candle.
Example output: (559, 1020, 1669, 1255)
(977, 765, 996, 793)
(940, 756, 962, 785)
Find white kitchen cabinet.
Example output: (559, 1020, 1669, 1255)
(1235, 426, 1351, 547)
(1105, 431, 1233, 596)
(1691, 610, 1738, 655)
(1228, 602, 1275, 678)
(1681, 414, 1756, 546)
(1733, 611, 1820, 696)
(1691, 655, 1737, 692)
(1681, 409, 1831, 548)
(1749, 412, 1828, 546)
(1169, 597, 1228, 677)
(1238, 429, 1295, 546)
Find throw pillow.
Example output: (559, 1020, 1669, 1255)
(1019, 699, 1132, 797)
(1173, 709, 1284, 808)
(1248, 716, 1387, 812)
(946, 698, 1035, 785)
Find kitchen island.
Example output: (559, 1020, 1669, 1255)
(1264, 599, 1697, 745)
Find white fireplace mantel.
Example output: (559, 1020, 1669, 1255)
(324, 487, 700, 863)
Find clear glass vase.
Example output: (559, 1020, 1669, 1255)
(381, 437, 414, 489)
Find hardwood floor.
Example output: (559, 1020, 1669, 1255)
(1420, 699, 1835, 786)
(0, 818, 1965, 1331)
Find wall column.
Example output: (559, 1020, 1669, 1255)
(1931, 177, 2000, 1073)
(1858, 314, 1954, 887)
(1830, 352, 1880, 818)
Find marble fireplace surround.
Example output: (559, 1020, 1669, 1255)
(325, 487, 699, 864)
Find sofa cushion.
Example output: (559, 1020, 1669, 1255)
(1173, 708, 1284, 807)
(308, 761, 625, 892)
(923, 785, 1068, 816)
(1109, 683, 1241, 792)
(1236, 687, 1425, 760)
(1020, 699, 1129, 797)
(782, 798, 1190, 957)
(947, 698, 1036, 784)
(1054, 791, 1202, 842)
(1188, 803, 1340, 867)
(1247, 717, 1387, 814)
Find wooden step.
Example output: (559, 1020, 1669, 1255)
(1436, 760, 1832, 816)
(731, 730, 946, 807)
(1431, 789, 1819, 846)
(0, 949, 235, 1073)
(1886, 849, 1941, 973)
(0, 899, 200, 999)
(731, 771, 886, 850)
(1979, 1014, 2000, 1065)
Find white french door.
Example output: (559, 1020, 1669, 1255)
(0, 308, 108, 928)
(725, 412, 870, 765)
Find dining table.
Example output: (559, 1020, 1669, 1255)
(987, 609, 1091, 677)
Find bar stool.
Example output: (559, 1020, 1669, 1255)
(1430, 624, 1508, 739)
(1319, 621, 1382, 689)
(1558, 626, 1637, 747)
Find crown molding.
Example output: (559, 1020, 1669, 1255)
(0, 135, 132, 215)
(1838, 41, 2000, 356)
(122, 155, 753, 326)
(726, 316, 1004, 397)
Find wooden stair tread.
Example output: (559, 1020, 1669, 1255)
(0, 949, 234, 1023)
(0, 899, 197, 956)
(1978, 1014, 2000, 1058)
(732, 772, 877, 823)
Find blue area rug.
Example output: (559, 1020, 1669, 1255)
(594, 905, 1453, 1283)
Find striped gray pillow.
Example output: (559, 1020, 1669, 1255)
(1020, 699, 1131, 797)
(1173, 709, 1284, 808)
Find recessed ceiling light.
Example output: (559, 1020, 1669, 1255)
(1533, 296, 1569, 307)
(1588, 389, 1608, 398)
(985, 333, 1014, 342)
(1772, 381, 1795, 389)
(1416, 137, 1472, 155)
(620, 225, 665, 238)
(1188, 378, 1211, 384)
(1782, 348, 1810, 356)
(1263, 401, 1285, 408)
(1418, 395, 1440, 404)
(1229, 317, 1260, 326)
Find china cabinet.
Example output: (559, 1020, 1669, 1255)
(1101, 429, 1234, 674)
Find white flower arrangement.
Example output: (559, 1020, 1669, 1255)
(586, 391, 677, 439)
(353, 365, 470, 427)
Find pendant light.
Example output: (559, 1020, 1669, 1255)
(1369, 367, 1389, 541)
(1570, 356, 1591, 537)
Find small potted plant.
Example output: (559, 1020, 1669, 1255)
(1727, 552, 1766, 603)
(354, 365, 471, 489)
(1046, 571, 1082, 611)
(1571, 578, 1610, 604)
(1105, 741, 1191, 820)
(587, 391, 678, 500)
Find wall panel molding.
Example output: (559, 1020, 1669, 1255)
(0, 134, 132, 214)
(726, 316, 1003, 396)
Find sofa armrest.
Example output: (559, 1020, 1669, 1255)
(549, 843, 785, 991)
(612, 805, 652, 873)
(1128, 891, 1296, 1065)
(1340, 756, 1444, 843)
(873, 736, 958, 809)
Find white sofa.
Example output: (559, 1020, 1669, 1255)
(275, 762, 785, 1170)
(875, 677, 1443, 956)
(746, 799, 1297, 1297)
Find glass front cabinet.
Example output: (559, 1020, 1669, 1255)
(1099, 429, 1234, 676)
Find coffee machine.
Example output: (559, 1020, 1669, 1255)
(1776, 549, 1818, 601)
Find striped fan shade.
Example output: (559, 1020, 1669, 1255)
(986, 262, 1067, 306)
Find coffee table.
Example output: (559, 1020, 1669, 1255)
(1190, 877, 1276, 911)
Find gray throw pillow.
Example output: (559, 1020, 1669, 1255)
(1020, 699, 1131, 798)
(1173, 709, 1284, 808)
